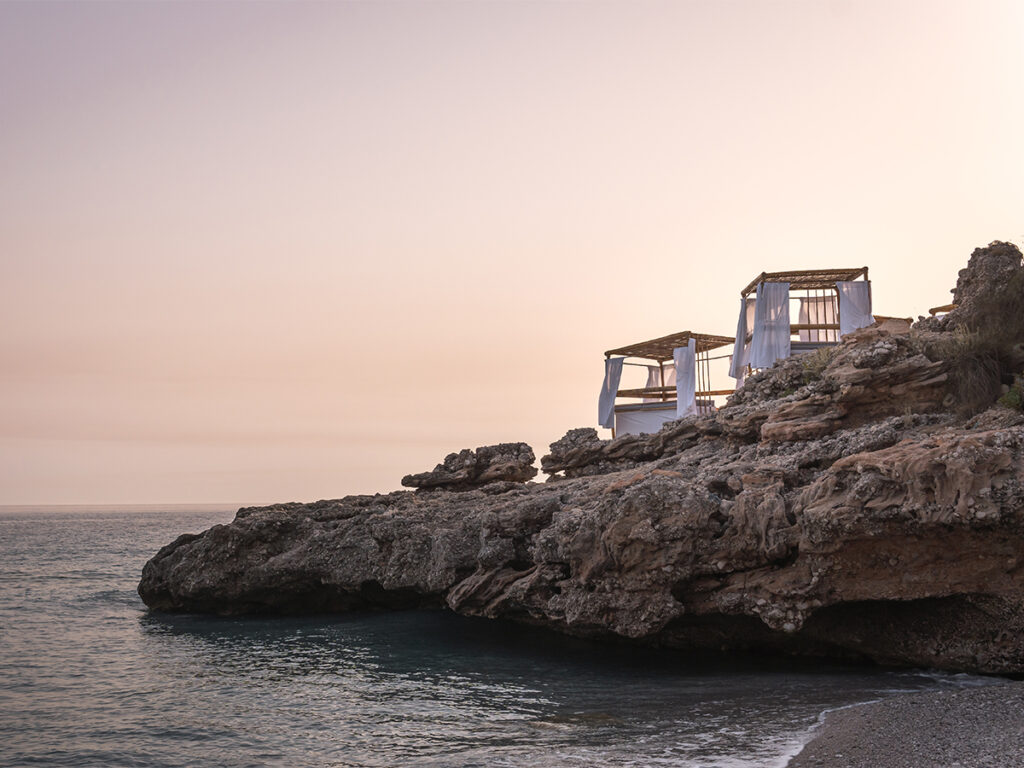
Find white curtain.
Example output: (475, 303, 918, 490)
(798, 296, 838, 342)
(642, 365, 677, 402)
(728, 297, 757, 380)
(598, 357, 624, 429)
(643, 366, 660, 402)
(749, 282, 791, 369)
(644, 366, 661, 388)
(837, 281, 873, 336)
(674, 339, 697, 418)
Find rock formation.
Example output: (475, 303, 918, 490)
(401, 442, 537, 491)
(139, 242, 1024, 674)
(918, 240, 1024, 333)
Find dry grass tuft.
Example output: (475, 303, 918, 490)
(943, 268, 1024, 414)
(800, 346, 838, 384)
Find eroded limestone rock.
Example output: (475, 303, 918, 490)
(916, 240, 1024, 332)
(139, 243, 1024, 674)
(401, 442, 537, 490)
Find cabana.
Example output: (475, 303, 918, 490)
(599, 331, 734, 436)
(729, 267, 873, 383)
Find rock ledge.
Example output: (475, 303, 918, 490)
(139, 243, 1024, 674)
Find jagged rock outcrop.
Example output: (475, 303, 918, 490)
(139, 244, 1024, 674)
(917, 240, 1024, 332)
(541, 421, 712, 479)
(720, 327, 950, 442)
(401, 442, 537, 490)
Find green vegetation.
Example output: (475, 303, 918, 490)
(999, 376, 1024, 411)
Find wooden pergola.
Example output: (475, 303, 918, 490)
(605, 330, 735, 404)
(741, 267, 869, 343)
(740, 267, 869, 297)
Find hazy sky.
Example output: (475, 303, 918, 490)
(2, 0, 1023, 505)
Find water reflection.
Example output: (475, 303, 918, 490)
(2, 508, 997, 768)
(133, 609, 958, 768)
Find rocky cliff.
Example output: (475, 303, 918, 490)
(139, 242, 1024, 674)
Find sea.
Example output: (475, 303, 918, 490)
(0, 506, 1002, 768)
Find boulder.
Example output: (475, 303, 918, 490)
(540, 420, 706, 479)
(401, 442, 537, 490)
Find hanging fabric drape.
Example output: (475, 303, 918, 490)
(798, 295, 838, 342)
(729, 297, 757, 380)
(749, 282, 791, 369)
(643, 366, 661, 402)
(836, 281, 873, 336)
(598, 357, 624, 429)
(641, 364, 676, 402)
(674, 339, 697, 418)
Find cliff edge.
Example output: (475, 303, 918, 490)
(139, 242, 1024, 674)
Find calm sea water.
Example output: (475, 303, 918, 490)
(0, 506, 998, 768)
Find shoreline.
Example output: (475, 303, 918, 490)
(787, 680, 1024, 767)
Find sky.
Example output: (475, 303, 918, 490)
(2, 0, 1023, 505)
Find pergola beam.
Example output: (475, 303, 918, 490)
(740, 267, 869, 297)
(604, 330, 734, 362)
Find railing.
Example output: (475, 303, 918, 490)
(616, 386, 735, 399)
(790, 323, 839, 333)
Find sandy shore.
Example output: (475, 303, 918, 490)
(789, 680, 1024, 767)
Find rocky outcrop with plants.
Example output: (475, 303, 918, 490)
(139, 242, 1024, 674)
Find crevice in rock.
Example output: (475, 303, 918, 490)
(706, 479, 737, 499)
(797, 595, 1019, 671)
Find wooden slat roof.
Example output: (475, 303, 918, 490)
(605, 331, 734, 361)
(740, 267, 869, 297)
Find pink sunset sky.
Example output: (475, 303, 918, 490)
(2, 0, 1023, 505)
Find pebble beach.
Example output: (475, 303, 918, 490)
(790, 681, 1024, 768)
